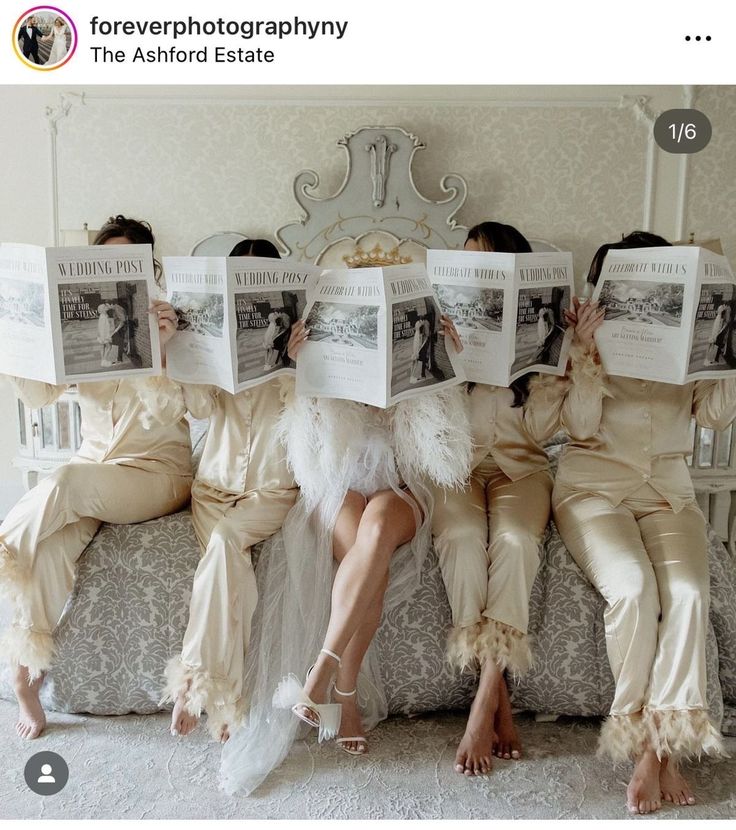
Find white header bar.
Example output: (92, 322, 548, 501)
(1, 0, 734, 85)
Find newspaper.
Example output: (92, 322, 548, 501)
(0, 243, 161, 384)
(296, 263, 466, 407)
(164, 256, 322, 392)
(591, 246, 736, 383)
(427, 249, 574, 385)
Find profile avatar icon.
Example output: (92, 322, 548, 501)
(24, 750, 68, 794)
(13, 6, 78, 71)
(37, 763, 56, 784)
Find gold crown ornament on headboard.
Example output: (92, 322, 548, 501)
(343, 243, 413, 268)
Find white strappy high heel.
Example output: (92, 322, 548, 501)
(272, 648, 342, 743)
(333, 685, 367, 756)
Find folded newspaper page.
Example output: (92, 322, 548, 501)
(427, 249, 574, 385)
(0, 243, 161, 384)
(164, 256, 322, 392)
(297, 263, 465, 407)
(591, 246, 736, 383)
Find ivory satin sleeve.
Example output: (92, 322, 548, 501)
(3, 376, 67, 409)
(692, 377, 736, 431)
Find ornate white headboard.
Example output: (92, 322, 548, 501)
(275, 126, 469, 267)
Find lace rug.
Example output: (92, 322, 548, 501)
(2, 702, 734, 820)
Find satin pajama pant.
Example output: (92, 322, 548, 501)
(168, 479, 297, 736)
(0, 460, 191, 677)
(432, 454, 552, 673)
(553, 483, 722, 760)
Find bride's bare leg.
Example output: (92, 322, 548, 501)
(333, 575, 389, 753)
(304, 489, 417, 704)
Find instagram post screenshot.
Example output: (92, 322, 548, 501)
(0, 0, 735, 824)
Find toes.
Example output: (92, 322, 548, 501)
(510, 749, 521, 759)
(663, 792, 673, 802)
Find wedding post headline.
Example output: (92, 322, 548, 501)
(88, 15, 349, 64)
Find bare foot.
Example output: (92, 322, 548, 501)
(170, 683, 198, 737)
(493, 678, 521, 760)
(334, 688, 367, 755)
(660, 757, 696, 806)
(455, 686, 497, 776)
(14, 667, 46, 740)
(627, 749, 662, 814)
(219, 724, 230, 744)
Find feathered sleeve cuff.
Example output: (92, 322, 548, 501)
(560, 341, 609, 441)
(131, 375, 187, 429)
(391, 386, 472, 490)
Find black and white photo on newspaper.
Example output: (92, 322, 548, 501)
(0, 243, 160, 384)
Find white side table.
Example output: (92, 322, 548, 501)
(12, 387, 82, 491)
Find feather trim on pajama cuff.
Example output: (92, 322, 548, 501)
(446, 622, 482, 672)
(0, 626, 54, 680)
(476, 617, 532, 677)
(643, 707, 727, 761)
(161, 657, 246, 739)
(0, 541, 29, 602)
(597, 711, 648, 763)
(446, 618, 532, 676)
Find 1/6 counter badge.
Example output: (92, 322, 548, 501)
(12, 6, 77, 70)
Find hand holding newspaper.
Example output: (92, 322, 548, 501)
(163, 256, 322, 392)
(296, 263, 466, 407)
(0, 243, 161, 383)
(427, 249, 574, 385)
(591, 246, 736, 383)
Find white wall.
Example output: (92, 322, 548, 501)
(1, 84, 735, 516)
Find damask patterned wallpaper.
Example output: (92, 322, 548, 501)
(45, 93, 660, 284)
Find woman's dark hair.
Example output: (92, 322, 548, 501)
(229, 238, 281, 259)
(466, 221, 533, 255)
(465, 221, 532, 407)
(586, 231, 671, 287)
(93, 215, 163, 285)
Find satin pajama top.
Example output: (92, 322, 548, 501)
(468, 377, 563, 480)
(6, 376, 192, 477)
(182, 377, 295, 496)
(556, 345, 736, 511)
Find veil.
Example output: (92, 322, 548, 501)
(220, 388, 471, 796)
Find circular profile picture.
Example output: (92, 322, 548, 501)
(13, 6, 77, 70)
